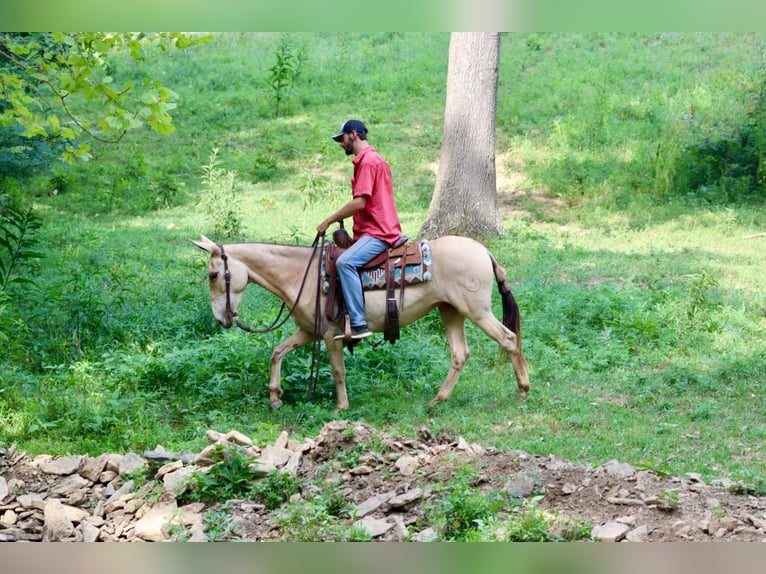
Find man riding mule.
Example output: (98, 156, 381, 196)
(192, 234, 530, 412)
(316, 119, 403, 341)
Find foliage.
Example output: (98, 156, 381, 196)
(272, 487, 366, 541)
(198, 148, 243, 239)
(250, 470, 302, 510)
(0, 201, 43, 291)
(184, 447, 259, 503)
(424, 469, 506, 541)
(269, 34, 307, 117)
(0, 32, 211, 164)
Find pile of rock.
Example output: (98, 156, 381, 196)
(0, 427, 320, 542)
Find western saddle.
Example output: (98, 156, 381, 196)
(325, 226, 422, 343)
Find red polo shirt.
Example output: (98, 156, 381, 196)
(351, 146, 402, 245)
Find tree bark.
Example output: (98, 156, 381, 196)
(419, 32, 501, 240)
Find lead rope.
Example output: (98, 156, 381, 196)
(307, 232, 326, 399)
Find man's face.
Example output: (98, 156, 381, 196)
(340, 131, 354, 155)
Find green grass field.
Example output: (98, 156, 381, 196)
(1, 33, 764, 491)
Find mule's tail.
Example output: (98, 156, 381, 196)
(490, 254, 525, 360)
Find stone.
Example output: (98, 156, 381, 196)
(119, 453, 147, 476)
(79, 455, 108, 482)
(41, 456, 82, 476)
(0, 476, 8, 502)
(355, 491, 395, 518)
(257, 445, 293, 468)
(133, 504, 176, 542)
(388, 488, 423, 509)
(50, 474, 90, 496)
(155, 459, 183, 479)
(353, 515, 394, 538)
(601, 460, 636, 480)
(412, 527, 438, 542)
(1, 509, 18, 525)
(591, 521, 630, 542)
(43, 498, 75, 541)
(625, 525, 650, 542)
(226, 430, 254, 446)
(394, 455, 418, 476)
(163, 466, 196, 496)
(504, 474, 538, 498)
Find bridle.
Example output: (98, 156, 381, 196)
(218, 233, 324, 334)
(217, 233, 327, 395)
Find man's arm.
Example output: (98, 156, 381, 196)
(317, 195, 368, 234)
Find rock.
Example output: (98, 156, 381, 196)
(601, 460, 636, 480)
(155, 460, 183, 479)
(17, 493, 45, 509)
(43, 498, 75, 541)
(133, 504, 176, 542)
(1, 509, 18, 525)
(744, 514, 766, 530)
(163, 466, 196, 496)
(504, 473, 538, 498)
(562, 482, 578, 494)
(257, 445, 293, 469)
(0, 476, 7, 502)
(50, 474, 90, 496)
(388, 488, 423, 509)
(272, 430, 289, 449)
(79, 455, 108, 481)
(412, 527, 438, 542)
(394, 455, 418, 476)
(625, 525, 650, 542)
(591, 521, 630, 542)
(355, 491, 395, 518)
(41, 456, 83, 476)
(353, 515, 394, 538)
(119, 453, 147, 476)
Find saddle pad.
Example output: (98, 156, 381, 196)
(322, 240, 432, 293)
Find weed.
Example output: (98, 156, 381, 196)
(203, 504, 236, 541)
(269, 33, 307, 117)
(183, 446, 257, 503)
(657, 489, 680, 512)
(251, 471, 302, 510)
(273, 488, 359, 541)
(198, 148, 242, 239)
(424, 470, 506, 541)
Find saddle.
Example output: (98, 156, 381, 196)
(325, 233, 423, 343)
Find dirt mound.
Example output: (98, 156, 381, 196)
(1, 420, 764, 542)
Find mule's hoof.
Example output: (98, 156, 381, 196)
(516, 391, 528, 402)
(270, 400, 283, 410)
(425, 398, 438, 410)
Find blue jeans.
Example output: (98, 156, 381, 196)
(336, 235, 389, 327)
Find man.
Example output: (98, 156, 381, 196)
(317, 119, 403, 340)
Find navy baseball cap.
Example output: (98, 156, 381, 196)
(332, 119, 367, 142)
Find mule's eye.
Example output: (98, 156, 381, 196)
(209, 272, 219, 282)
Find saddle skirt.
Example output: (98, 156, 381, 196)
(322, 239, 432, 293)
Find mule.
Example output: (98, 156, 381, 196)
(192, 234, 529, 412)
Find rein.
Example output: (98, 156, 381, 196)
(219, 233, 327, 397)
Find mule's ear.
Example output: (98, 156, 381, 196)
(191, 234, 219, 255)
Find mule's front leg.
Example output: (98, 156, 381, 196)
(325, 337, 349, 412)
(269, 329, 313, 409)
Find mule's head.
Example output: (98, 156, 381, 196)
(191, 234, 249, 328)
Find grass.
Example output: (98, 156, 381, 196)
(1, 33, 765, 492)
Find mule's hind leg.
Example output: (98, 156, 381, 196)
(269, 328, 313, 409)
(324, 337, 349, 412)
(472, 313, 530, 400)
(427, 304, 471, 409)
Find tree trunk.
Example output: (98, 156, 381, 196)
(419, 32, 501, 240)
